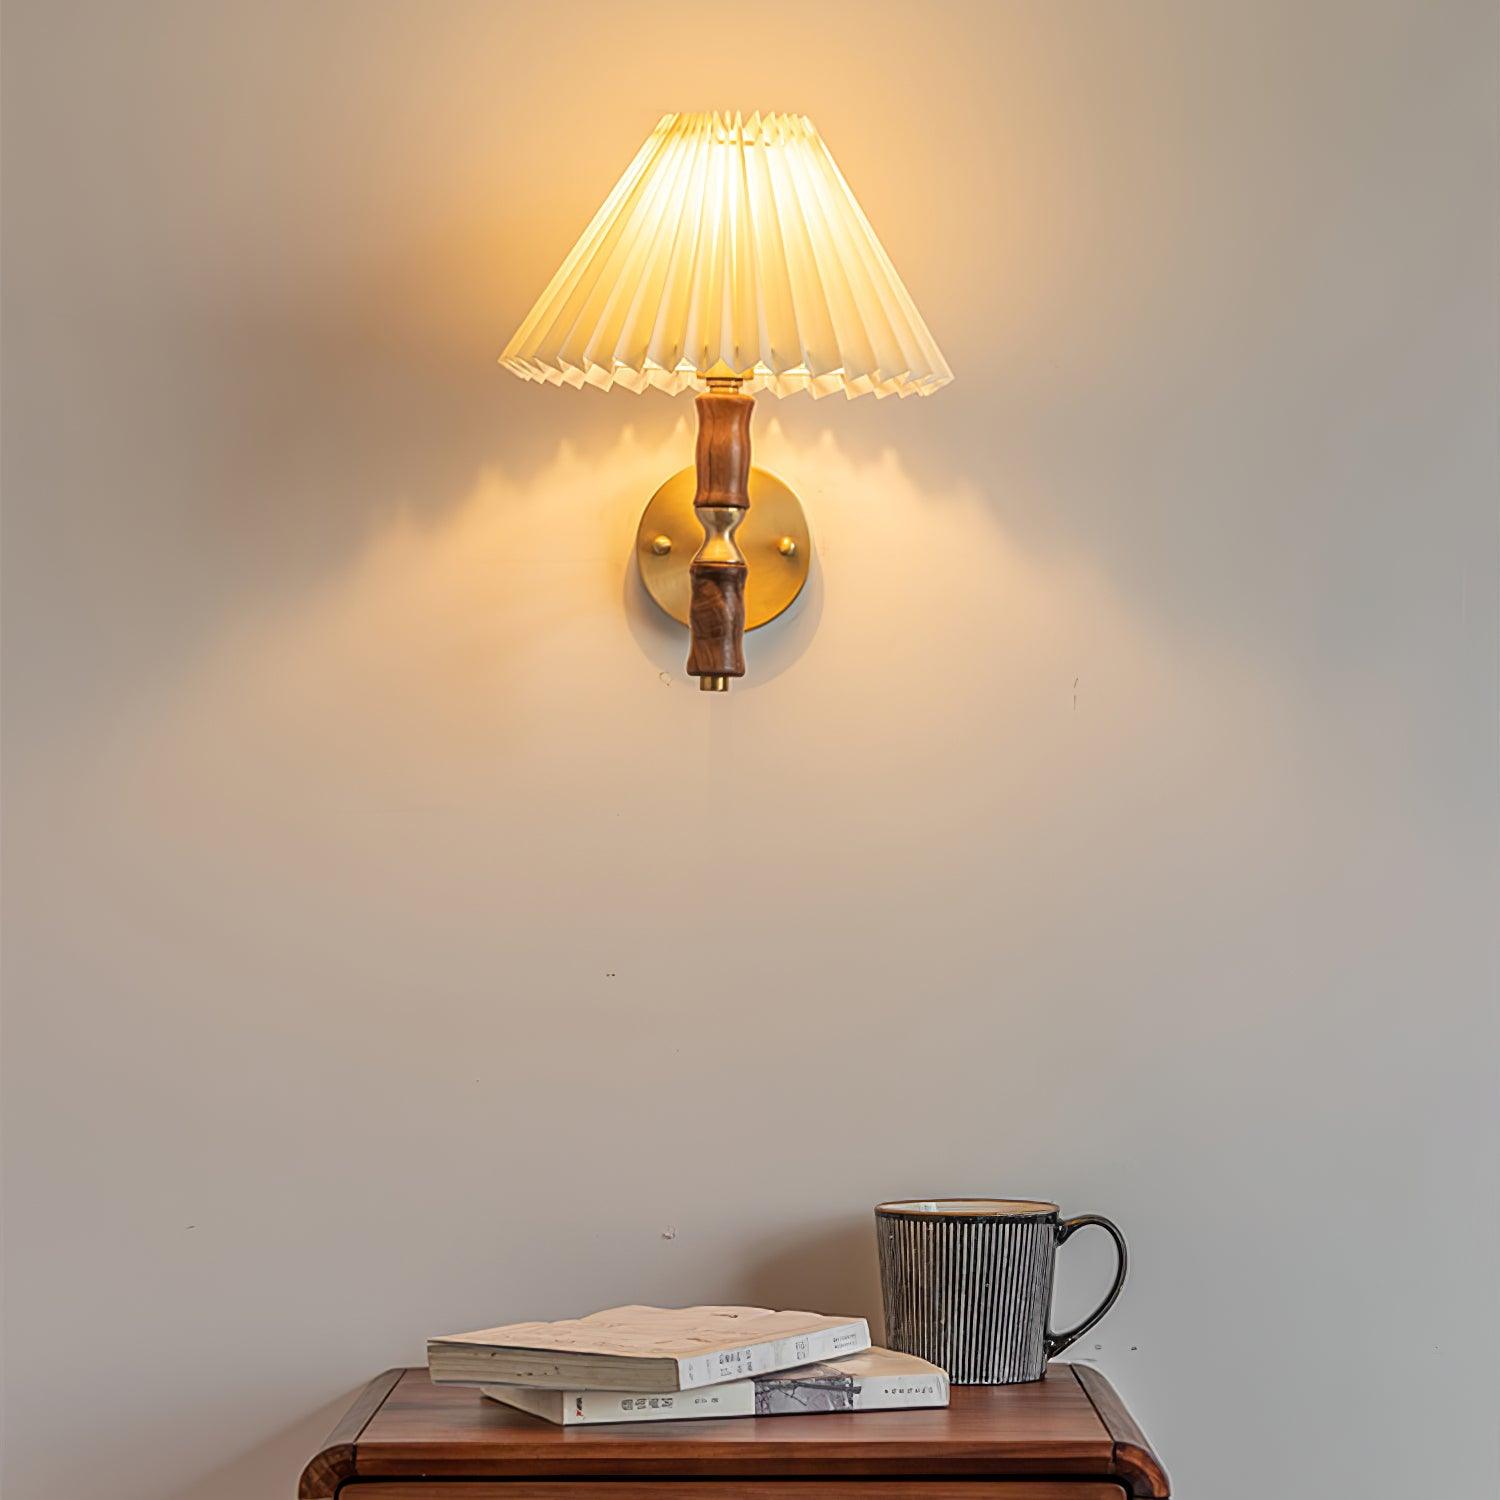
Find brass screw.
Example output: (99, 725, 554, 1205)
(651, 534, 672, 555)
(777, 536, 798, 558)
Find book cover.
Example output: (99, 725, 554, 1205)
(428, 1304, 871, 1393)
(481, 1347, 949, 1425)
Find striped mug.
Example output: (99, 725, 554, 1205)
(875, 1198, 1128, 1384)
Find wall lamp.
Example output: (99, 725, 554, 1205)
(501, 112, 951, 691)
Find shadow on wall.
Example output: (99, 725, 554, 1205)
(101, 418, 1287, 798)
(86, 416, 1305, 902)
(62, 418, 1331, 1121)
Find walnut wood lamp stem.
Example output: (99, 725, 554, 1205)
(686, 377, 753, 691)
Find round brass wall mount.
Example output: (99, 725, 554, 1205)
(635, 466, 811, 630)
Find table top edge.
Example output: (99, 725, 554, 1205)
(300, 1364, 1167, 1498)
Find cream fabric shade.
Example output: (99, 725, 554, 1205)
(501, 112, 953, 400)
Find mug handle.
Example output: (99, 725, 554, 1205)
(1045, 1214, 1129, 1360)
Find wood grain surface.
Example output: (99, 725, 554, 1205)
(686, 558, 748, 677)
(298, 1364, 1169, 1497)
(688, 388, 754, 682)
(296, 1366, 403, 1498)
(693, 390, 753, 513)
(1073, 1364, 1172, 1499)
(346, 1484, 1130, 1499)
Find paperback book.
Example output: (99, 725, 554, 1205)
(481, 1346, 948, 1426)
(428, 1304, 871, 1393)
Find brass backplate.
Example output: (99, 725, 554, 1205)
(635, 466, 811, 630)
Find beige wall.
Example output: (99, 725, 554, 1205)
(3, 2, 1496, 1496)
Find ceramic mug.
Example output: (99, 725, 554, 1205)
(874, 1198, 1127, 1384)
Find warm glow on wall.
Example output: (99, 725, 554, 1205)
(501, 112, 951, 691)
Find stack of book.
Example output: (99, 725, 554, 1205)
(428, 1304, 950, 1427)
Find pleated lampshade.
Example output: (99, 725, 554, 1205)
(501, 112, 953, 400)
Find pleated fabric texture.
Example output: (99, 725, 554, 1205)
(501, 112, 953, 400)
(877, 1211, 1058, 1384)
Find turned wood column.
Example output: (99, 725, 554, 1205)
(685, 383, 753, 690)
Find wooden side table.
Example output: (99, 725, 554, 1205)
(298, 1364, 1169, 1497)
